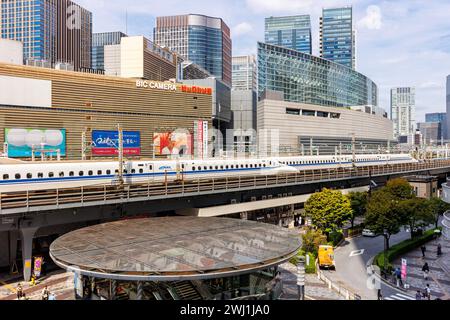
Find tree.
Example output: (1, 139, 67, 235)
(398, 198, 435, 239)
(427, 197, 450, 228)
(305, 188, 353, 234)
(302, 229, 328, 256)
(384, 178, 415, 201)
(347, 192, 368, 229)
(364, 190, 403, 249)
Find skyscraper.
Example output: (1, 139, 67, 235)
(446, 75, 450, 140)
(391, 87, 416, 139)
(154, 14, 232, 86)
(1, 0, 92, 70)
(265, 15, 312, 54)
(92, 32, 127, 71)
(232, 55, 257, 92)
(426, 112, 447, 140)
(320, 7, 355, 69)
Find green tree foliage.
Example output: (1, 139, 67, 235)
(347, 192, 368, 228)
(384, 178, 415, 201)
(427, 197, 450, 228)
(301, 229, 328, 256)
(305, 188, 353, 234)
(398, 198, 435, 239)
(365, 190, 403, 249)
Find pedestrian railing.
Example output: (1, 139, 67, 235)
(443, 211, 450, 240)
(316, 266, 360, 300)
(1, 159, 450, 215)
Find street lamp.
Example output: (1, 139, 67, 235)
(297, 256, 306, 300)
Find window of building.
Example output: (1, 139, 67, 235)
(330, 113, 340, 119)
(286, 108, 300, 115)
(302, 110, 315, 117)
(317, 111, 329, 118)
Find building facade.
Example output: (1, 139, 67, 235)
(1, 0, 92, 70)
(417, 122, 441, 145)
(257, 92, 393, 155)
(391, 87, 416, 139)
(320, 7, 355, 70)
(0, 62, 211, 159)
(0, 39, 23, 65)
(425, 112, 447, 140)
(104, 36, 177, 81)
(232, 55, 257, 92)
(265, 15, 312, 54)
(230, 90, 257, 154)
(257, 42, 377, 108)
(92, 32, 127, 71)
(446, 75, 450, 141)
(154, 14, 232, 86)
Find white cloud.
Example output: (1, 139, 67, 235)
(232, 22, 254, 37)
(358, 5, 382, 30)
(245, 0, 313, 14)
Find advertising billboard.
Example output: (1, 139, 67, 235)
(193, 121, 208, 159)
(5, 128, 66, 157)
(92, 130, 141, 156)
(153, 132, 192, 156)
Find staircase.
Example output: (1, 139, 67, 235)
(171, 281, 202, 300)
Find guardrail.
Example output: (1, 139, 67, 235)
(1, 159, 450, 215)
(316, 266, 361, 300)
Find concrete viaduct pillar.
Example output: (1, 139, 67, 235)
(20, 227, 38, 281)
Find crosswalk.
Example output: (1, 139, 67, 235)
(384, 293, 416, 301)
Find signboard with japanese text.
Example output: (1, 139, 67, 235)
(92, 130, 141, 156)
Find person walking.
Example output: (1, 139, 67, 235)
(41, 286, 50, 300)
(425, 284, 431, 300)
(422, 263, 430, 280)
(437, 243, 442, 257)
(395, 267, 403, 287)
(16, 283, 23, 300)
(48, 293, 56, 300)
(415, 290, 422, 300)
(421, 245, 427, 258)
(377, 289, 383, 300)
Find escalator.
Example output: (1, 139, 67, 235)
(171, 281, 203, 300)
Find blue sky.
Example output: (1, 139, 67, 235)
(77, 0, 450, 122)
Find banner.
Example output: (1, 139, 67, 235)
(153, 132, 192, 156)
(5, 128, 66, 158)
(33, 256, 43, 278)
(193, 121, 208, 159)
(92, 130, 141, 156)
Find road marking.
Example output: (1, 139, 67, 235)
(0, 279, 17, 294)
(384, 293, 415, 301)
(349, 249, 365, 257)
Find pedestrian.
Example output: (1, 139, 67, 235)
(421, 245, 427, 258)
(395, 267, 403, 287)
(48, 293, 56, 300)
(437, 244, 442, 257)
(425, 284, 431, 300)
(29, 275, 36, 287)
(16, 283, 23, 300)
(415, 290, 422, 300)
(41, 286, 50, 300)
(377, 289, 383, 300)
(422, 263, 430, 280)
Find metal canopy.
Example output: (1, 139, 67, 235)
(50, 217, 302, 281)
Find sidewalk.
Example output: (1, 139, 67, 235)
(278, 263, 344, 300)
(0, 270, 75, 301)
(391, 236, 450, 300)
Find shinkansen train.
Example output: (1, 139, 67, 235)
(0, 154, 417, 193)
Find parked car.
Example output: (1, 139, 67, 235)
(362, 229, 377, 237)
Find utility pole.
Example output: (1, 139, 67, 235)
(81, 130, 87, 161)
(352, 133, 356, 168)
(117, 124, 124, 188)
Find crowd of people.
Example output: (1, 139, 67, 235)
(16, 283, 56, 300)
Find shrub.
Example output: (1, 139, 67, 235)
(302, 229, 327, 256)
(328, 231, 344, 246)
(290, 250, 317, 274)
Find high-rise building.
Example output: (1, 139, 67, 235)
(418, 122, 441, 145)
(265, 15, 312, 54)
(320, 7, 355, 69)
(426, 112, 447, 140)
(446, 75, 450, 140)
(154, 14, 232, 86)
(391, 87, 416, 139)
(232, 56, 257, 92)
(1, 0, 92, 70)
(92, 32, 127, 71)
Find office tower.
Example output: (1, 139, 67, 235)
(425, 112, 447, 140)
(1, 0, 92, 70)
(92, 32, 127, 71)
(447, 76, 450, 140)
(391, 87, 416, 139)
(320, 7, 355, 69)
(418, 122, 441, 145)
(232, 55, 257, 92)
(154, 14, 232, 86)
(265, 15, 312, 54)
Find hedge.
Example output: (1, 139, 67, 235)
(374, 229, 441, 272)
(290, 250, 317, 274)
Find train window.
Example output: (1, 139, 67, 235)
(215, 166, 218, 170)
(48, 172, 54, 178)
(88, 171, 93, 176)
(123, 170, 128, 174)
(231, 165, 234, 169)
(246, 164, 249, 168)
(139, 169, 144, 174)
(98, 170, 102, 175)
(38, 173, 43, 178)
(59, 172, 64, 177)
(131, 169, 136, 174)
(198, 167, 202, 171)
(181, 164, 185, 169)
(3, 174, 9, 180)
(220, 166, 224, 170)
(27, 173, 32, 179)
(115, 170, 119, 174)
(226, 166, 229, 169)
(79, 171, 84, 176)
(210, 166, 213, 170)
(106, 170, 111, 175)
(263, 164, 267, 168)
(149, 166, 153, 170)
(204, 166, 207, 170)
(250, 164, 253, 168)
(15, 174, 21, 180)
(69, 172, 74, 177)
(192, 167, 196, 171)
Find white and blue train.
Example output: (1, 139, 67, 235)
(0, 154, 417, 193)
